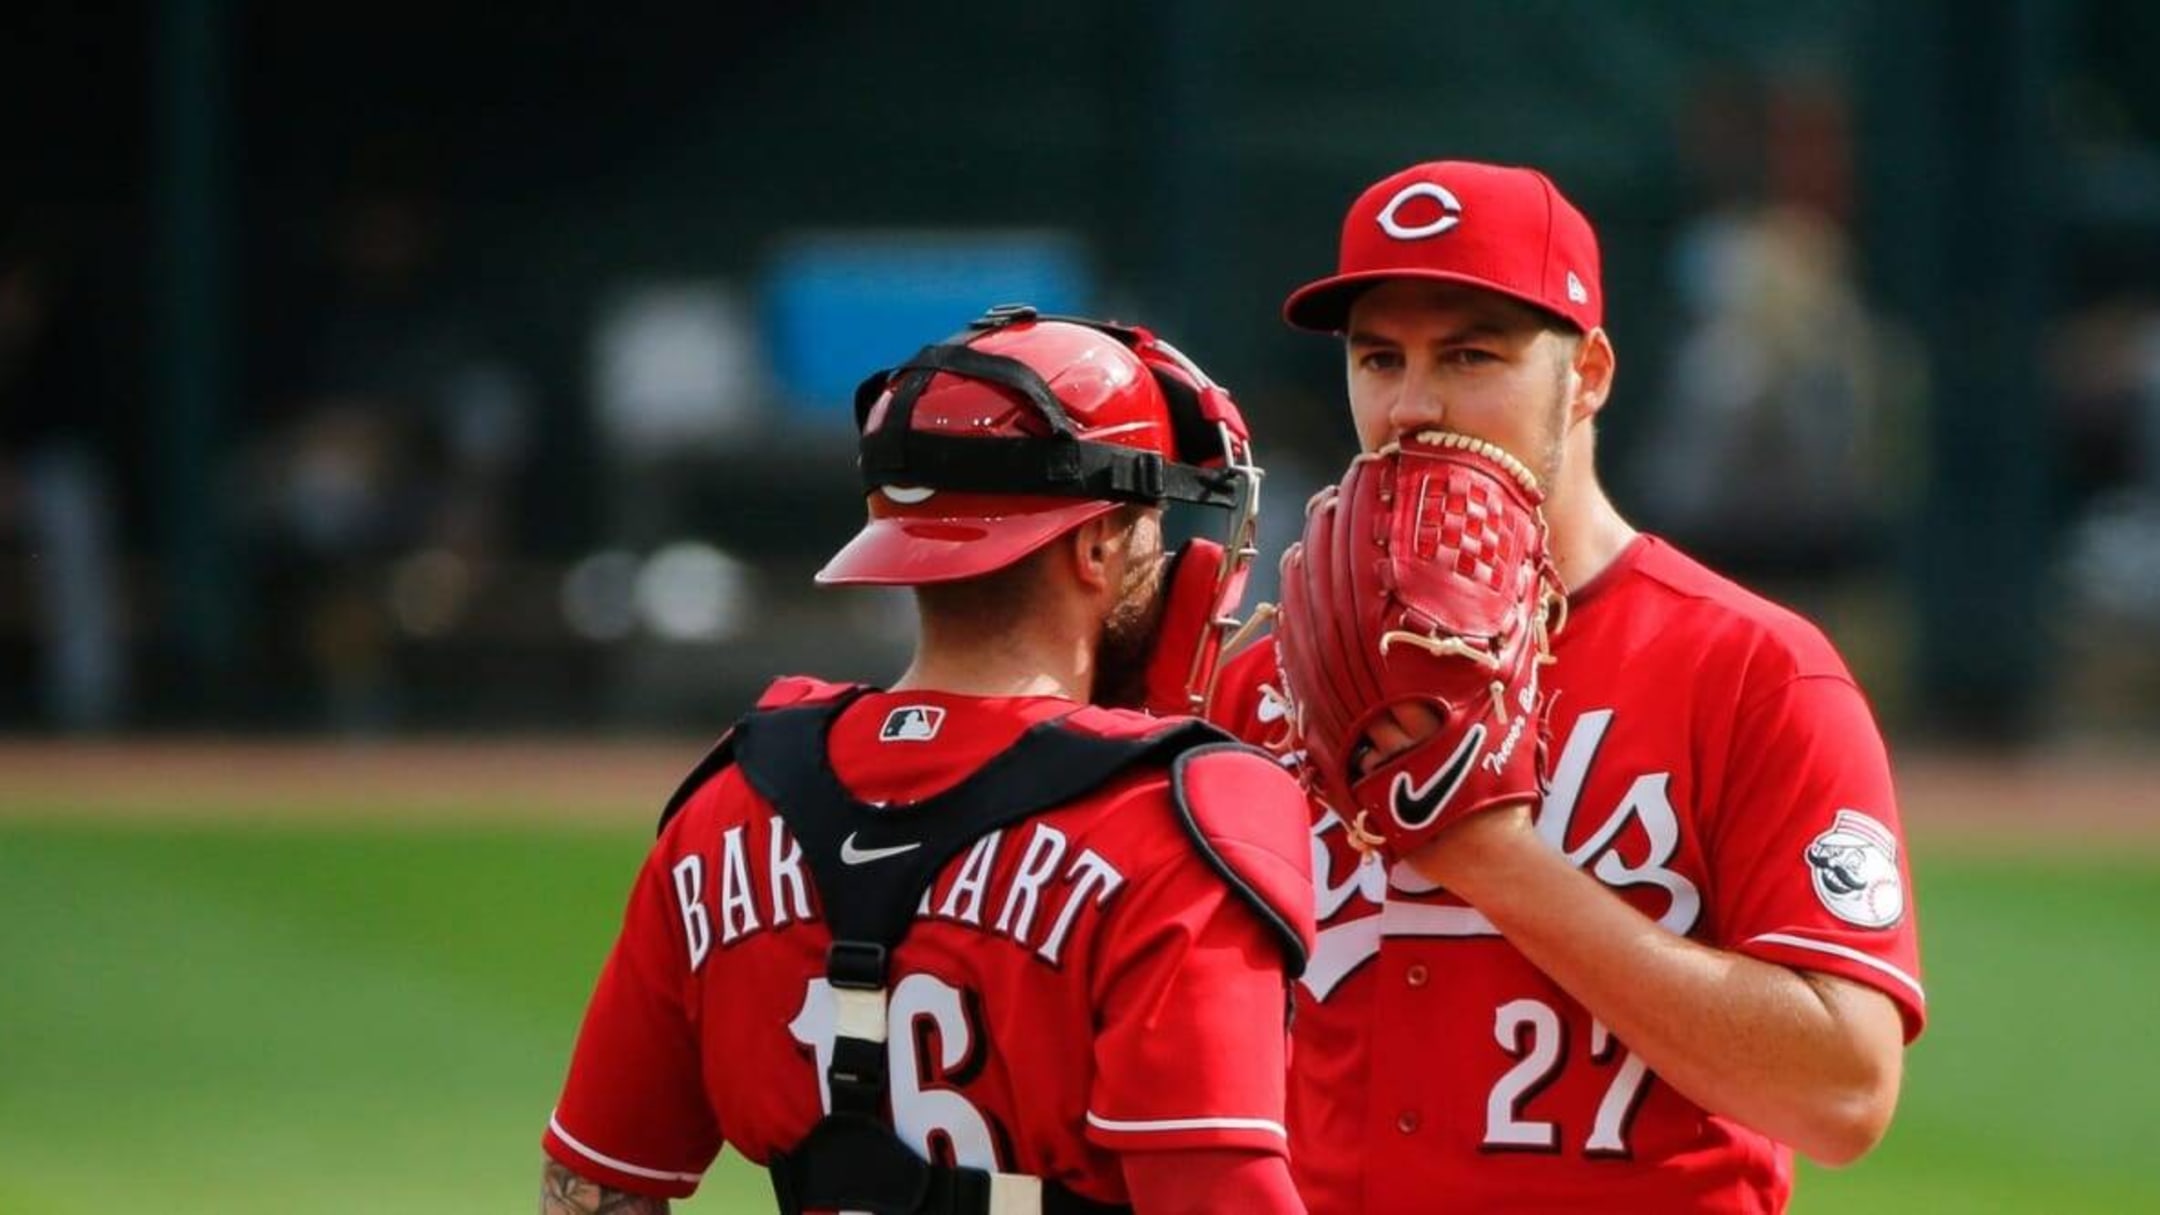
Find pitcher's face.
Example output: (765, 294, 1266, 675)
(1344, 279, 1576, 493)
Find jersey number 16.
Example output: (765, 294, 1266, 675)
(788, 975, 1003, 1170)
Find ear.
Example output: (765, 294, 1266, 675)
(1066, 511, 1129, 594)
(1570, 327, 1617, 423)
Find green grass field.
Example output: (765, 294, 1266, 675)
(1, 816, 2154, 1212)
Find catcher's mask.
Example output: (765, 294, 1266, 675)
(818, 304, 1262, 709)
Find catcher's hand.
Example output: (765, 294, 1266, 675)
(1275, 431, 1565, 861)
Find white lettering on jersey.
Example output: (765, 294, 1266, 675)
(708, 816, 1127, 965)
(1302, 810, 1394, 996)
(671, 855, 711, 971)
(717, 824, 761, 944)
(1568, 770, 1700, 933)
(993, 824, 1069, 946)
(1037, 848, 1125, 964)
(767, 816, 812, 928)
(1301, 708, 1704, 1001)
(936, 830, 1003, 926)
(1538, 711, 1700, 934)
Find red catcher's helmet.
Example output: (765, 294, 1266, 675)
(817, 305, 1254, 587)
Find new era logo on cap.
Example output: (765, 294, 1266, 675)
(879, 705, 945, 742)
(1283, 160, 1604, 335)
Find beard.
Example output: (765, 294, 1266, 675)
(1536, 358, 1572, 495)
(1091, 543, 1172, 710)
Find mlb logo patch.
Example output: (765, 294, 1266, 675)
(879, 705, 946, 743)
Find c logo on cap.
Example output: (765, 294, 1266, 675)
(1377, 182, 1463, 240)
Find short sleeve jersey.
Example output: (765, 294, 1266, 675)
(543, 685, 1302, 1202)
(1212, 535, 1926, 1214)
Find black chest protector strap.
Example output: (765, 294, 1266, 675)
(692, 692, 1231, 1215)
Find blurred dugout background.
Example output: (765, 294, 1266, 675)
(8, 5, 2160, 1214)
(7, 0, 2160, 746)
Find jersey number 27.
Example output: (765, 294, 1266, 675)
(1486, 998, 1654, 1156)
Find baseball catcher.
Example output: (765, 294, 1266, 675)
(540, 306, 1313, 1215)
(1274, 430, 1565, 861)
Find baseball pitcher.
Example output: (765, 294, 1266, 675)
(1213, 162, 1926, 1213)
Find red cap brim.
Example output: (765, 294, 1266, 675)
(1282, 268, 1583, 334)
(816, 498, 1119, 586)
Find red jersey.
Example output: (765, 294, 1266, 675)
(544, 683, 1307, 1204)
(1213, 536, 1926, 1213)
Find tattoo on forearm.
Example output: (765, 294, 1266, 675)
(542, 1159, 671, 1213)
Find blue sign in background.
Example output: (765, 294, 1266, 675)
(763, 232, 1092, 423)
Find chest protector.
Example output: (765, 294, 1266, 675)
(657, 685, 1309, 1215)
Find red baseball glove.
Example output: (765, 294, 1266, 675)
(1275, 432, 1565, 861)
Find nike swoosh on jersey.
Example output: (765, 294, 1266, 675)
(1388, 723, 1486, 830)
(840, 832, 924, 865)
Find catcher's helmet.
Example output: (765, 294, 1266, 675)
(818, 304, 1255, 586)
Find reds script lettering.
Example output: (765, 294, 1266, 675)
(1304, 708, 1702, 1000)
(671, 816, 1127, 970)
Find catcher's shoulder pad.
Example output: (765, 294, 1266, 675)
(1169, 744, 1317, 978)
(756, 674, 863, 709)
(656, 731, 740, 836)
(657, 677, 868, 834)
(1058, 702, 1197, 740)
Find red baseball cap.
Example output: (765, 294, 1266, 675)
(1283, 161, 1603, 334)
